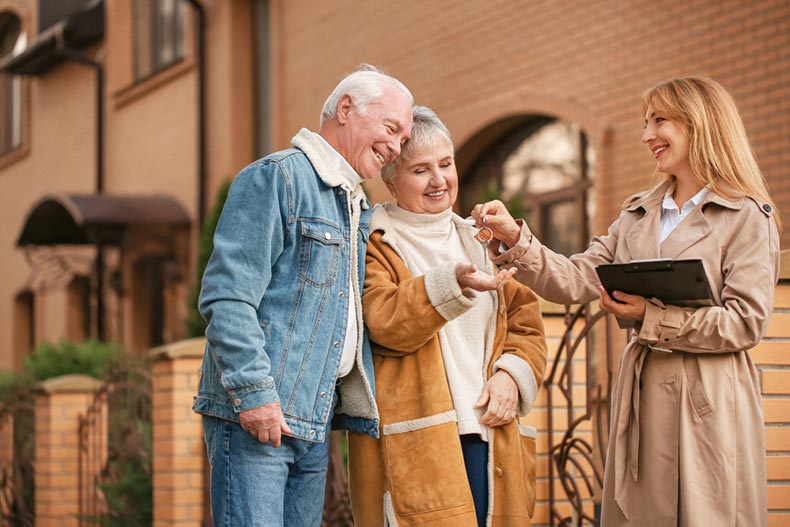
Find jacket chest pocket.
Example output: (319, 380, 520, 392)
(298, 222, 343, 287)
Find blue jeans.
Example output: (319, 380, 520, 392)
(203, 414, 332, 527)
(461, 434, 489, 527)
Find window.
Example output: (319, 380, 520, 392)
(131, 256, 165, 353)
(13, 289, 34, 370)
(67, 275, 91, 340)
(460, 118, 593, 256)
(133, 0, 185, 81)
(0, 11, 25, 156)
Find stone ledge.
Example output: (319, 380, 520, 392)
(149, 337, 206, 362)
(35, 374, 103, 394)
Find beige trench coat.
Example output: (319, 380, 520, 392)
(491, 181, 780, 527)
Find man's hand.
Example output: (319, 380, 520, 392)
(598, 286, 647, 322)
(239, 402, 293, 447)
(476, 370, 519, 427)
(456, 263, 516, 292)
(470, 200, 523, 248)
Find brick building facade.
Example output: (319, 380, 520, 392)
(0, 1, 787, 525)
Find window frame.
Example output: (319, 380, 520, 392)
(0, 4, 29, 168)
(132, 0, 187, 84)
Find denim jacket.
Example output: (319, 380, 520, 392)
(193, 131, 379, 442)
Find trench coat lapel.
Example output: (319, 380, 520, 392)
(659, 206, 712, 259)
(623, 184, 666, 261)
(659, 186, 744, 259)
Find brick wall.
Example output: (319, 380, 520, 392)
(270, 0, 789, 247)
(757, 250, 790, 527)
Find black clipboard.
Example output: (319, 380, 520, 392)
(596, 259, 715, 328)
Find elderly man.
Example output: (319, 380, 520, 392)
(193, 65, 413, 526)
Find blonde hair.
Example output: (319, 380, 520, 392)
(381, 105, 453, 182)
(643, 76, 780, 230)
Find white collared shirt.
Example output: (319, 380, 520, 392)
(309, 133, 363, 378)
(660, 186, 709, 243)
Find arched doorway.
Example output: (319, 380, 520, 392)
(457, 114, 595, 256)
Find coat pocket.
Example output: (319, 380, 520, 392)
(518, 424, 538, 518)
(382, 413, 469, 516)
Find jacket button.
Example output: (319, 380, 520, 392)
(324, 232, 332, 240)
(309, 430, 316, 437)
(320, 392, 327, 398)
(763, 203, 772, 213)
(339, 291, 345, 298)
(495, 466, 504, 477)
(233, 398, 242, 406)
(334, 342, 340, 348)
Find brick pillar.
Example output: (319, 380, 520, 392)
(34, 374, 103, 527)
(150, 338, 206, 527)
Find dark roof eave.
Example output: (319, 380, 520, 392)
(0, 0, 104, 76)
(17, 193, 192, 246)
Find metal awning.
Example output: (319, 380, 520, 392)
(17, 193, 191, 246)
(0, 0, 104, 76)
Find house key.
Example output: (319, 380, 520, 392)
(474, 226, 494, 247)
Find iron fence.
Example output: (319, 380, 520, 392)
(545, 304, 619, 526)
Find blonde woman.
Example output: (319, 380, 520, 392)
(473, 77, 780, 527)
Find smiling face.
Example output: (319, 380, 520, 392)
(642, 103, 692, 180)
(334, 84, 413, 180)
(385, 141, 458, 214)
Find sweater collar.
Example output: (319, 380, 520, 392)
(371, 202, 477, 257)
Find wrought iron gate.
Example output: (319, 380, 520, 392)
(545, 304, 620, 526)
(78, 363, 152, 527)
(0, 395, 35, 527)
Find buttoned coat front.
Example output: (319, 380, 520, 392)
(348, 209, 548, 527)
(492, 180, 780, 527)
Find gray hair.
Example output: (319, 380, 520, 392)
(320, 64, 413, 126)
(381, 105, 454, 182)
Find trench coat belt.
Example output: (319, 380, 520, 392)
(612, 348, 712, 520)
(612, 346, 649, 520)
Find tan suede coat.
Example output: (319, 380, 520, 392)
(349, 210, 548, 527)
(491, 181, 780, 527)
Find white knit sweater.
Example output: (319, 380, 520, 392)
(381, 203, 497, 439)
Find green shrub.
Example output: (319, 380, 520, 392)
(22, 339, 121, 381)
(94, 419, 152, 527)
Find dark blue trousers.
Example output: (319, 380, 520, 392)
(460, 434, 489, 527)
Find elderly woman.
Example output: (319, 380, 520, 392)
(347, 106, 548, 527)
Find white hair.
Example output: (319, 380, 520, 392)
(381, 105, 453, 182)
(320, 64, 413, 126)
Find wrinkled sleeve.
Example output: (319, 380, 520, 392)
(493, 281, 549, 416)
(491, 217, 622, 305)
(198, 160, 289, 411)
(637, 207, 779, 353)
(362, 234, 476, 355)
